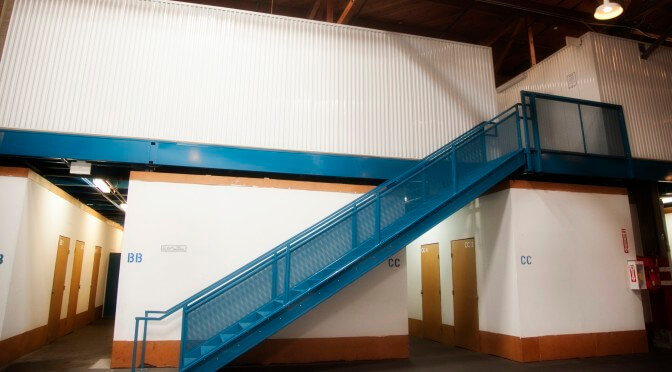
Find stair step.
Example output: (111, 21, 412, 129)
(183, 357, 196, 366)
(238, 321, 254, 329)
(257, 310, 272, 317)
(220, 333, 236, 343)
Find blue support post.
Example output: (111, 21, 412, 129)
(271, 252, 278, 298)
(528, 95, 542, 172)
(515, 109, 523, 151)
(520, 97, 534, 171)
(577, 104, 588, 153)
(351, 206, 358, 249)
(617, 108, 632, 158)
(284, 246, 291, 302)
(141, 319, 148, 369)
(132, 319, 139, 372)
(180, 306, 188, 370)
(374, 195, 381, 243)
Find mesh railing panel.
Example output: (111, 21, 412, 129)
(275, 255, 286, 298)
(486, 114, 520, 161)
(533, 96, 627, 157)
(185, 264, 273, 354)
(535, 98, 585, 153)
(356, 201, 375, 245)
(290, 215, 353, 286)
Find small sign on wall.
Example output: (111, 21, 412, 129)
(161, 245, 187, 253)
(621, 229, 629, 253)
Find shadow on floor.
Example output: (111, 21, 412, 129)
(223, 337, 672, 372)
(1, 319, 671, 372)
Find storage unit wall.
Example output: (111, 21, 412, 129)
(0, 0, 497, 160)
(497, 32, 672, 162)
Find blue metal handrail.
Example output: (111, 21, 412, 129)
(131, 104, 521, 371)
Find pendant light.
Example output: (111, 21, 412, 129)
(594, 0, 624, 20)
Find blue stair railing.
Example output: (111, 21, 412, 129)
(131, 103, 528, 371)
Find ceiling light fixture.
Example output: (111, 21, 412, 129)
(93, 178, 111, 194)
(594, 1, 623, 20)
(662, 196, 672, 204)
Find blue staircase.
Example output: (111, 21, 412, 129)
(133, 91, 636, 370)
(131, 103, 528, 371)
(133, 91, 636, 371)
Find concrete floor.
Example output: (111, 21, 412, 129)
(1, 319, 671, 371)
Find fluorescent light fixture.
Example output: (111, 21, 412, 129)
(69, 161, 91, 175)
(93, 178, 111, 194)
(594, 0, 623, 20)
(662, 196, 672, 204)
(120, 203, 128, 212)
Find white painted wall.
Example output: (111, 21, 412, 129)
(406, 191, 520, 336)
(512, 188, 644, 337)
(406, 185, 645, 338)
(591, 33, 672, 161)
(0, 173, 123, 341)
(0, 0, 496, 160)
(496, 33, 601, 110)
(115, 178, 407, 342)
(0, 176, 28, 339)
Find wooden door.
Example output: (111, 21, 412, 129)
(65, 240, 85, 334)
(88, 246, 102, 322)
(451, 238, 480, 351)
(421, 243, 442, 342)
(47, 236, 70, 343)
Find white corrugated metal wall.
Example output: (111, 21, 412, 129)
(0, 0, 497, 160)
(496, 33, 601, 110)
(591, 33, 672, 162)
(497, 32, 672, 162)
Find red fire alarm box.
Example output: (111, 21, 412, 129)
(636, 256, 661, 291)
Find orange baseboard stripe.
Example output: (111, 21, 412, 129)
(407, 319, 455, 347)
(479, 330, 647, 362)
(487, 180, 628, 196)
(111, 335, 409, 368)
(0, 306, 105, 367)
(408, 318, 423, 338)
(0, 166, 29, 177)
(0, 325, 47, 366)
(480, 331, 523, 361)
(130, 171, 376, 194)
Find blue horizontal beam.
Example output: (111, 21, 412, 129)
(0, 130, 418, 180)
(540, 151, 672, 182)
(631, 159, 672, 182)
